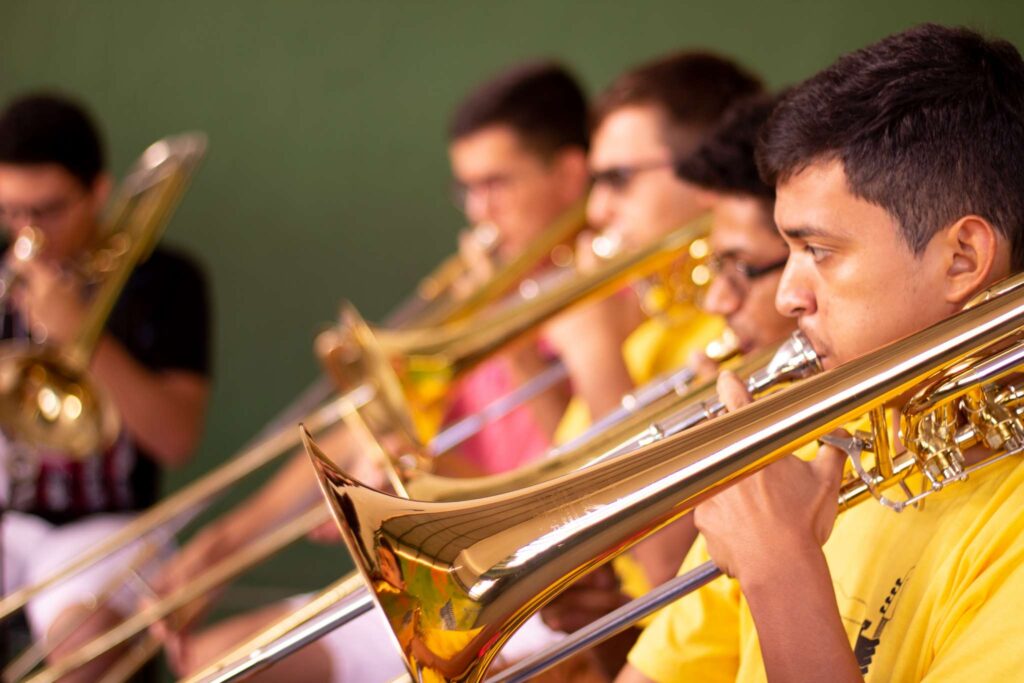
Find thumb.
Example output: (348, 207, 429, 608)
(815, 430, 851, 489)
(716, 371, 752, 412)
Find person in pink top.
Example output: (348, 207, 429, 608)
(439, 61, 590, 475)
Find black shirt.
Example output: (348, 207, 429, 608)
(1, 246, 211, 524)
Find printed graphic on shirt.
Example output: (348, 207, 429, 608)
(853, 569, 914, 675)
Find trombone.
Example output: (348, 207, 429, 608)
(23, 215, 713, 683)
(176, 332, 810, 683)
(0, 132, 207, 681)
(308, 272, 1024, 683)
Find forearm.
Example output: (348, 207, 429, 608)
(502, 345, 572, 439)
(563, 342, 635, 421)
(220, 451, 326, 543)
(630, 514, 698, 587)
(741, 542, 861, 683)
(91, 334, 208, 465)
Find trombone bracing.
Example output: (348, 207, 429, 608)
(308, 272, 1024, 683)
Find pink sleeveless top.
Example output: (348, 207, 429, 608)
(442, 354, 553, 474)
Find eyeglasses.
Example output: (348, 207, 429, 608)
(707, 253, 788, 295)
(589, 160, 675, 192)
(0, 193, 86, 229)
(450, 174, 517, 212)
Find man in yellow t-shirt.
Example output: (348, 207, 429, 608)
(622, 24, 1024, 683)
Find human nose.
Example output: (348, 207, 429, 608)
(464, 188, 494, 225)
(702, 273, 741, 316)
(775, 259, 815, 318)
(585, 183, 614, 230)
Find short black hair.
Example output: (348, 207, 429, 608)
(449, 61, 588, 157)
(592, 51, 763, 157)
(675, 93, 778, 201)
(0, 93, 106, 188)
(758, 24, 1024, 269)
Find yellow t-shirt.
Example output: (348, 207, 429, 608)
(553, 306, 724, 602)
(554, 307, 724, 445)
(629, 452, 1024, 682)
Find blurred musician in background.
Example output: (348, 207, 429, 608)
(527, 54, 768, 676)
(437, 60, 590, 472)
(0, 94, 211, 680)
(621, 24, 1024, 683)
(149, 61, 590, 681)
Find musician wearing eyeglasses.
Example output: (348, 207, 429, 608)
(676, 94, 797, 366)
(0, 94, 211, 680)
(621, 24, 1024, 683)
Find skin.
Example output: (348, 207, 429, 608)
(0, 162, 211, 683)
(617, 158, 1010, 683)
(701, 194, 795, 355)
(147, 125, 589, 680)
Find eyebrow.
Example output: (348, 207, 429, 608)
(779, 225, 834, 241)
(713, 248, 746, 261)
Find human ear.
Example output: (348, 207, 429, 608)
(551, 148, 590, 200)
(89, 172, 114, 212)
(942, 215, 1005, 305)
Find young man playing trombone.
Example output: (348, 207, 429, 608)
(0, 94, 211, 680)
(543, 51, 763, 596)
(621, 23, 1024, 683)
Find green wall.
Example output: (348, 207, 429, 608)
(2, 0, 1023, 619)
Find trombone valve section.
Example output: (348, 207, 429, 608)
(835, 337, 1024, 513)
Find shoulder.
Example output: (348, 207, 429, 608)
(125, 244, 209, 296)
(135, 245, 207, 281)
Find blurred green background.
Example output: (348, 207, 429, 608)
(2, 0, 1022, 648)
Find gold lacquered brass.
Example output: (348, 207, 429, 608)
(0, 134, 207, 459)
(310, 273, 1024, 683)
(402, 202, 587, 328)
(316, 215, 713, 462)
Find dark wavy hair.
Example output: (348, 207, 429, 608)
(675, 93, 778, 201)
(758, 24, 1024, 269)
(0, 93, 106, 187)
(449, 61, 588, 157)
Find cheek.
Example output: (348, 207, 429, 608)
(748, 282, 794, 340)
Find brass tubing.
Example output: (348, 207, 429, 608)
(23, 506, 330, 683)
(0, 386, 372, 623)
